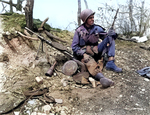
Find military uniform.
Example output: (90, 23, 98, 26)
(71, 24, 116, 61)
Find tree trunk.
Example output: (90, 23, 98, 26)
(24, 0, 34, 30)
(84, 0, 88, 9)
(129, 0, 137, 32)
(0, 0, 23, 12)
(9, 0, 13, 13)
(77, 0, 81, 26)
(139, 1, 144, 36)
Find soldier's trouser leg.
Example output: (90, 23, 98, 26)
(98, 36, 115, 57)
(98, 36, 122, 72)
(95, 73, 114, 88)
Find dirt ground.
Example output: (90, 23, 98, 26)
(0, 18, 150, 114)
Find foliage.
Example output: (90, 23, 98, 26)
(1, 13, 26, 32)
(0, 0, 25, 13)
(1, 13, 53, 32)
(96, 1, 150, 37)
(95, 3, 116, 30)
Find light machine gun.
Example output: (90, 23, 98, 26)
(25, 27, 73, 58)
(25, 27, 86, 76)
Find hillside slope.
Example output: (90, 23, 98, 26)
(0, 14, 150, 115)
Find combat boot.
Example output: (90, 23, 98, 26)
(106, 60, 122, 73)
(95, 73, 114, 88)
(100, 77, 114, 88)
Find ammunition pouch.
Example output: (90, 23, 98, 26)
(81, 32, 99, 44)
(86, 45, 98, 56)
(87, 34, 99, 44)
(82, 54, 101, 76)
(97, 58, 104, 72)
(86, 46, 94, 56)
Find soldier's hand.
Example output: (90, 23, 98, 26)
(107, 27, 118, 39)
(76, 48, 86, 56)
(83, 53, 90, 63)
(108, 27, 115, 36)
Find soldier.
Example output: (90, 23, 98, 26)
(71, 9, 122, 88)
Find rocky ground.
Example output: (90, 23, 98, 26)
(0, 15, 150, 115)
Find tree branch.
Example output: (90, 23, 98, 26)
(1, 2, 7, 13)
(17, 31, 39, 41)
(0, 0, 17, 7)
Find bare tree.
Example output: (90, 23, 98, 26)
(96, 0, 150, 37)
(9, 0, 13, 12)
(1, 2, 7, 13)
(97, 4, 117, 30)
(139, 1, 144, 36)
(77, 0, 89, 26)
(129, 0, 137, 32)
(77, 0, 81, 26)
(0, 0, 24, 12)
(84, 0, 88, 9)
(24, 0, 34, 30)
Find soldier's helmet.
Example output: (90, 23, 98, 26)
(80, 9, 95, 23)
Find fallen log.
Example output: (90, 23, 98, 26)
(117, 37, 137, 43)
(139, 46, 150, 51)
(17, 31, 39, 41)
(45, 30, 68, 43)
(24, 29, 31, 36)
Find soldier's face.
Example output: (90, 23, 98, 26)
(86, 15, 94, 26)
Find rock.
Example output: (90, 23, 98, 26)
(55, 99, 63, 104)
(144, 78, 149, 82)
(131, 36, 148, 43)
(60, 110, 67, 115)
(61, 78, 68, 87)
(35, 76, 43, 84)
(0, 53, 9, 62)
(89, 77, 96, 88)
(0, 92, 26, 114)
(31, 112, 47, 115)
(53, 73, 57, 76)
(49, 113, 55, 115)
(119, 95, 123, 98)
(42, 105, 51, 114)
(14, 111, 19, 115)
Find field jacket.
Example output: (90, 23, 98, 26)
(71, 24, 106, 56)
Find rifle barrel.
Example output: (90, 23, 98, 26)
(111, 8, 119, 28)
(25, 27, 43, 39)
(25, 27, 52, 45)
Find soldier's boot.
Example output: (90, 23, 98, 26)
(106, 60, 122, 73)
(95, 73, 114, 88)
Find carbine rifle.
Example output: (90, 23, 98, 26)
(111, 8, 119, 29)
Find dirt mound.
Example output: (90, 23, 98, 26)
(0, 14, 150, 115)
